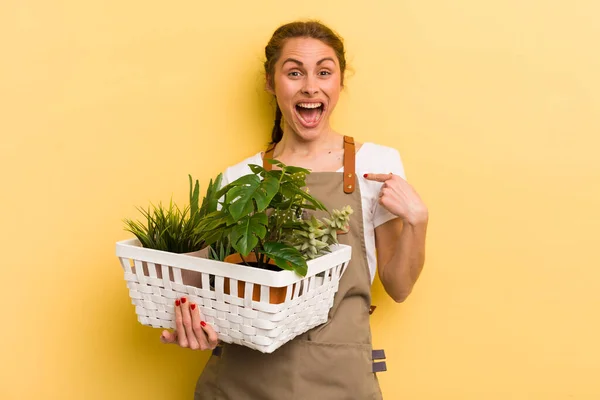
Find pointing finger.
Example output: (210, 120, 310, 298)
(363, 173, 393, 182)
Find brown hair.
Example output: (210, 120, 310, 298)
(264, 21, 347, 143)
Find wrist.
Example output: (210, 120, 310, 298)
(404, 207, 429, 227)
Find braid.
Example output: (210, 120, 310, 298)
(271, 105, 283, 143)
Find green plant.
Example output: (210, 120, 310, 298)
(124, 174, 222, 253)
(285, 205, 353, 260)
(207, 237, 233, 262)
(197, 160, 351, 276)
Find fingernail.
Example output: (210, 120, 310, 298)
(175, 300, 180, 306)
(201, 321, 206, 327)
(191, 304, 196, 310)
(181, 297, 187, 304)
(363, 174, 368, 178)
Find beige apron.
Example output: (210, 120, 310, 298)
(195, 137, 384, 399)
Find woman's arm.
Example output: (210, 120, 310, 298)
(365, 173, 428, 302)
(375, 215, 427, 302)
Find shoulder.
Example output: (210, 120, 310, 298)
(356, 142, 406, 179)
(221, 152, 263, 186)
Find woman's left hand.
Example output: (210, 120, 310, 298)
(364, 173, 428, 226)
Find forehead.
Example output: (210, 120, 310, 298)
(278, 37, 338, 66)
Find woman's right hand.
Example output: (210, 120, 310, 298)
(160, 297, 219, 351)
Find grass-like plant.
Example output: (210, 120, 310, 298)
(124, 174, 222, 253)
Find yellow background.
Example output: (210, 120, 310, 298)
(1, 0, 599, 399)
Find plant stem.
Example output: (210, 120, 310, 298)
(256, 239, 265, 268)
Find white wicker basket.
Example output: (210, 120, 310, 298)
(116, 239, 351, 353)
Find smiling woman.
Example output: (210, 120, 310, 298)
(265, 23, 345, 145)
(269, 40, 340, 133)
(160, 20, 429, 399)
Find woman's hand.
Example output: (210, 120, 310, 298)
(364, 173, 428, 226)
(366, 173, 428, 302)
(160, 297, 219, 351)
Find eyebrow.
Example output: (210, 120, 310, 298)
(281, 57, 336, 67)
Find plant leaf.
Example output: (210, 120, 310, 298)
(230, 213, 268, 256)
(226, 175, 280, 221)
(281, 165, 311, 174)
(261, 241, 308, 276)
(189, 174, 200, 216)
(280, 182, 327, 210)
(202, 226, 230, 246)
(199, 173, 223, 217)
(248, 164, 266, 176)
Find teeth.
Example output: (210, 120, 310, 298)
(297, 103, 322, 109)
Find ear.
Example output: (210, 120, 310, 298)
(265, 75, 275, 95)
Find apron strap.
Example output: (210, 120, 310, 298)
(263, 143, 276, 171)
(262, 136, 356, 194)
(343, 135, 356, 194)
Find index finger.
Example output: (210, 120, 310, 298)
(363, 173, 393, 182)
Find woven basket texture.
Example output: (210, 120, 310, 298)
(116, 239, 351, 353)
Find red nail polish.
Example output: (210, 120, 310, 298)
(175, 300, 180, 306)
(181, 297, 187, 304)
(363, 174, 368, 178)
(200, 321, 206, 327)
(191, 304, 196, 311)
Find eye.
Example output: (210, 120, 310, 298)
(319, 70, 332, 76)
(288, 71, 302, 77)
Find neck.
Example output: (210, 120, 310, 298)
(276, 123, 342, 158)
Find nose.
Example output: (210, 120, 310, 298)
(301, 75, 319, 95)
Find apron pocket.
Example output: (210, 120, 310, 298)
(291, 340, 382, 400)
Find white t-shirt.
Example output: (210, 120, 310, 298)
(220, 142, 406, 283)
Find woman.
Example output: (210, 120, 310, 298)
(161, 21, 428, 399)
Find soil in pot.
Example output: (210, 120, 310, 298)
(223, 253, 290, 304)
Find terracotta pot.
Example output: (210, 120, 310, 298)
(223, 253, 288, 304)
(135, 247, 207, 288)
(180, 248, 208, 287)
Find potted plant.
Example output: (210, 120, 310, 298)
(123, 174, 222, 283)
(197, 160, 352, 303)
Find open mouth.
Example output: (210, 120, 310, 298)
(295, 102, 324, 128)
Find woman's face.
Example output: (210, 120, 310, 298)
(268, 37, 342, 141)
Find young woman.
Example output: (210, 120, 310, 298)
(161, 21, 428, 399)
